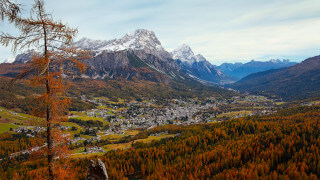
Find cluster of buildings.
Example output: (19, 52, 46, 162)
(13, 126, 45, 137)
(81, 96, 277, 134)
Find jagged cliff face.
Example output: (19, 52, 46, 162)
(82, 50, 179, 83)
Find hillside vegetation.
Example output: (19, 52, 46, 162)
(1, 105, 320, 179)
(229, 55, 320, 101)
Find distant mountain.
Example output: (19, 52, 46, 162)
(217, 59, 297, 80)
(172, 44, 206, 64)
(172, 44, 234, 84)
(4, 29, 233, 85)
(228, 55, 320, 101)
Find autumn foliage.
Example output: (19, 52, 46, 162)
(1, 0, 89, 179)
(1, 105, 319, 179)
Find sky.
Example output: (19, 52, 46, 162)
(1, 0, 320, 65)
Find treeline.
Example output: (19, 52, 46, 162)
(2, 105, 320, 179)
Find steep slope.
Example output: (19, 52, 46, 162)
(229, 55, 320, 100)
(82, 49, 181, 83)
(172, 44, 234, 84)
(217, 59, 297, 80)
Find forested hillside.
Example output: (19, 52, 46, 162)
(229, 55, 320, 101)
(2, 105, 320, 179)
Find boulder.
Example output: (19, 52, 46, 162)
(86, 159, 108, 180)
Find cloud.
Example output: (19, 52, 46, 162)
(0, 0, 320, 64)
(185, 17, 320, 64)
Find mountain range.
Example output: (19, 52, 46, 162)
(228, 55, 320, 100)
(216, 59, 297, 80)
(4, 29, 232, 85)
(3, 29, 320, 102)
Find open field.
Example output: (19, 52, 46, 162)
(0, 123, 19, 133)
(217, 110, 252, 118)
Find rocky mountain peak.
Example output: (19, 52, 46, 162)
(173, 44, 194, 61)
(172, 44, 206, 63)
(108, 29, 164, 53)
(123, 29, 162, 48)
(74, 29, 171, 60)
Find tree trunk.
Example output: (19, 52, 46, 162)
(46, 77, 53, 180)
(43, 22, 53, 180)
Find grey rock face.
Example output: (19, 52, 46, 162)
(83, 50, 181, 82)
(86, 159, 108, 180)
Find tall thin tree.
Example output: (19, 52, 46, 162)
(1, 0, 89, 179)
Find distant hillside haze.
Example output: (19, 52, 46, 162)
(228, 55, 320, 101)
(216, 59, 297, 80)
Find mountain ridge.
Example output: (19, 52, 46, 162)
(216, 59, 297, 80)
(228, 55, 320, 100)
(4, 29, 233, 85)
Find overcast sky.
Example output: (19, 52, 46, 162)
(1, 0, 320, 65)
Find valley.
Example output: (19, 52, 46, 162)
(0, 27, 320, 178)
(1, 0, 320, 178)
(0, 93, 279, 159)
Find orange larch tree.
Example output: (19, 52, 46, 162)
(1, 0, 89, 179)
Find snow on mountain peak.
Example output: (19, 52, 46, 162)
(74, 38, 114, 51)
(74, 29, 165, 55)
(172, 44, 206, 63)
(104, 29, 164, 52)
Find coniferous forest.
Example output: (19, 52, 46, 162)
(1, 105, 320, 179)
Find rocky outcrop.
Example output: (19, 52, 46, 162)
(86, 159, 108, 180)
